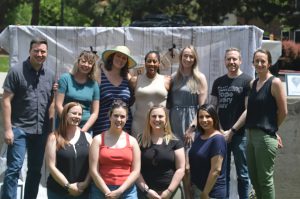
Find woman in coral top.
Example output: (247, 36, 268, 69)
(89, 99, 141, 199)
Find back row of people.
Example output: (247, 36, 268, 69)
(1, 38, 287, 199)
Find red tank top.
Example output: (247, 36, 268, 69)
(98, 132, 133, 185)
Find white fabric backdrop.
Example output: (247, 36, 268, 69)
(0, 25, 263, 94)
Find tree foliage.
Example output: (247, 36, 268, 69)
(0, 0, 299, 30)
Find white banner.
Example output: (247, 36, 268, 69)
(0, 25, 263, 93)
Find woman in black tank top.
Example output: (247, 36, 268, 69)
(245, 49, 287, 199)
(45, 102, 92, 199)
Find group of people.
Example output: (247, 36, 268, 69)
(1, 38, 287, 199)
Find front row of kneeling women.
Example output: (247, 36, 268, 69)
(45, 101, 225, 199)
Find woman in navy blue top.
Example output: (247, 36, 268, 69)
(189, 104, 227, 199)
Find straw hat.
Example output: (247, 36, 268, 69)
(102, 46, 137, 69)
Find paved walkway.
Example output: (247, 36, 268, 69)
(0, 72, 6, 95)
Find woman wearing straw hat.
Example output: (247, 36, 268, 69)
(92, 46, 137, 136)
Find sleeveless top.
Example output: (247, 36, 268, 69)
(131, 73, 168, 137)
(245, 76, 278, 136)
(47, 132, 90, 194)
(99, 132, 133, 185)
(169, 75, 199, 141)
(93, 70, 133, 136)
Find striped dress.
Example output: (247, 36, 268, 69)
(92, 70, 132, 136)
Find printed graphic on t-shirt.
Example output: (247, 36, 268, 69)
(218, 85, 243, 109)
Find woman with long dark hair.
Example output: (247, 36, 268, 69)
(189, 104, 227, 199)
(92, 46, 137, 136)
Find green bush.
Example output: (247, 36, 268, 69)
(0, 55, 9, 72)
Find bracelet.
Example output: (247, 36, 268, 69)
(64, 182, 70, 191)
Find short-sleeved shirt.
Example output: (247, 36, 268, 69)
(189, 134, 227, 198)
(3, 58, 55, 134)
(58, 73, 100, 127)
(140, 139, 184, 192)
(211, 73, 252, 135)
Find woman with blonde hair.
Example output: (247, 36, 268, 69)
(56, 50, 100, 133)
(137, 105, 185, 199)
(168, 45, 208, 198)
(46, 102, 92, 199)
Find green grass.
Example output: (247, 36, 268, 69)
(0, 55, 9, 72)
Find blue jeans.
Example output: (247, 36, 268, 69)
(47, 188, 89, 199)
(1, 127, 48, 199)
(226, 134, 250, 199)
(90, 183, 137, 199)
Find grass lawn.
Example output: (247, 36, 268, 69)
(0, 55, 9, 72)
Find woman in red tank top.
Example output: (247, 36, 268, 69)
(89, 99, 141, 199)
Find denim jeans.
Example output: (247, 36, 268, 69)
(226, 134, 250, 199)
(246, 128, 278, 199)
(1, 127, 47, 199)
(47, 188, 89, 199)
(90, 183, 137, 199)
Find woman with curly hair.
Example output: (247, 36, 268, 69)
(55, 50, 100, 133)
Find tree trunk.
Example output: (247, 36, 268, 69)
(31, 0, 40, 25)
(0, 4, 8, 31)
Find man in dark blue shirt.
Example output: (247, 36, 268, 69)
(1, 38, 55, 199)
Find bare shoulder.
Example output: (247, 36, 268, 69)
(272, 76, 282, 87)
(249, 79, 255, 88)
(91, 134, 102, 145)
(84, 132, 93, 144)
(128, 134, 139, 146)
(198, 72, 207, 80)
(47, 132, 56, 142)
(129, 75, 138, 84)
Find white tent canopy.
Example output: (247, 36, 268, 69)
(0, 25, 263, 93)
